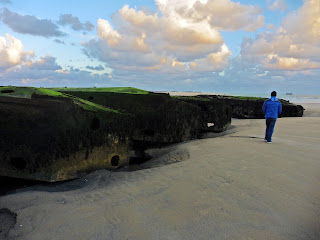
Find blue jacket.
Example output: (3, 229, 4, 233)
(263, 97, 282, 119)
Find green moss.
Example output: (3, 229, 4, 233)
(0, 86, 13, 91)
(171, 95, 266, 101)
(62, 91, 171, 114)
(51, 92, 123, 114)
(1, 86, 149, 98)
(36, 88, 66, 97)
(0, 86, 68, 98)
(49, 87, 150, 95)
(228, 96, 266, 101)
(0, 86, 122, 114)
(75, 98, 121, 114)
(172, 96, 211, 101)
(0, 86, 35, 98)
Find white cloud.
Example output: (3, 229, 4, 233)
(241, 0, 320, 71)
(58, 14, 94, 32)
(156, 0, 265, 32)
(85, 2, 247, 77)
(267, 0, 287, 11)
(266, 24, 275, 30)
(86, 65, 105, 71)
(0, 58, 112, 87)
(190, 44, 231, 72)
(27, 56, 62, 70)
(282, 0, 320, 44)
(265, 54, 319, 71)
(80, 0, 270, 91)
(84, 0, 267, 79)
(0, 35, 110, 87)
(97, 18, 122, 46)
(0, 0, 11, 4)
(0, 33, 34, 68)
(0, 8, 65, 37)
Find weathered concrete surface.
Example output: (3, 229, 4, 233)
(0, 95, 130, 182)
(61, 91, 208, 148)
(0, 88, 233, 182)
(0, 86, 305, 182)
(200, 95, 304, 119)
(173, 96, 232, 133)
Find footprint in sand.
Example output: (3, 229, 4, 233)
(104, 203, 121, 225)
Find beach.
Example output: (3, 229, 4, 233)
(0, 102, 319, 240)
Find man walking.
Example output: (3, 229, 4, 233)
(263, 91, 282, 143)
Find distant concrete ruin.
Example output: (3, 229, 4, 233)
(199, 95, 304, 119)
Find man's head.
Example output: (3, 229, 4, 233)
(271, 91, 277, 97)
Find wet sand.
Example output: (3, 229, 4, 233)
(0, 103, 319, 240)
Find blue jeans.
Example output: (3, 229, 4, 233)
(265, 118, 277, 142)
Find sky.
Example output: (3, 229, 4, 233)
(0, 0, 319, 94)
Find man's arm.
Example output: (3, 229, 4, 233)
(263, 101, 267, 114)
(278, 102, 282, 115)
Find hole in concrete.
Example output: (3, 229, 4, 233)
(89, 96, 93, 100)
(90, 117, 100, 131)
(207, 123, 215, 128)
(143, 129, 155, 136)
(111, 155, 120, 167)
(10, 157, 27, 170)
(1, 90, 14, 93)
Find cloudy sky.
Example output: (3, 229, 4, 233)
(0, 0, 319, 94)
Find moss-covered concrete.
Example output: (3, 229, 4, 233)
(49, 87, 150, 95)
(60, 90, 170, 113)
(1, 88, 212, 181)
(200, 95, 304, 119)
(173, 96, 232, 132)
(0, 90, 131, 182)
(6, 86, 301, 182)
(0, 86, 66, 98)
(60, 90, 204, 149)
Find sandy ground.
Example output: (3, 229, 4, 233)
(0, 103, 319, 240)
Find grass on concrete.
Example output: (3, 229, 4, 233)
(0, 86, 66, 98)
(0, 86, 121, 114)
(226, 96, 266, 101)
(49, 87, 150, 95)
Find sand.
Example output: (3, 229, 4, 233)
(0, 103, 319, 240)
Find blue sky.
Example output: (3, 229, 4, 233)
(0, 0, 319, 94)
